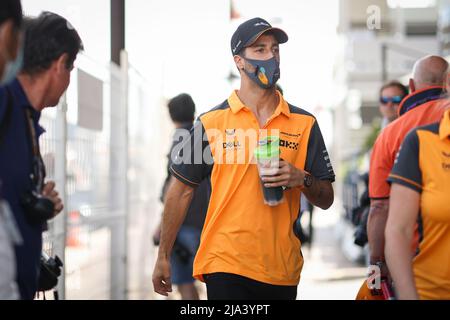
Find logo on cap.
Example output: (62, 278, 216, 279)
(232, 40, 242, 54)
(254, 22, 270, 27)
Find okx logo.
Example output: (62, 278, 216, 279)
(280, 139, 299, 150)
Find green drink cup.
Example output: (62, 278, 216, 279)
(254, 136, 284, 206)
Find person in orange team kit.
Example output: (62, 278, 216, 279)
(152, 17, 335, 300)
(385, 107, 450, 299)
(366, 55, 449, 295)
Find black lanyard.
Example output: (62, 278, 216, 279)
(24, 108, 46, 193)
(3, 87, 46, 193)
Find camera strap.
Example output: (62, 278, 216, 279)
(24, 107, 46, 193)
(24, 108, 40, 156)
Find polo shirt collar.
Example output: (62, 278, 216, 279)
(228, 90, 291, 118)
(175, 122, 193, 133)
(439, 109, 450, 141)
(8, 78, 45, 136)
(398, 86, 445, 117)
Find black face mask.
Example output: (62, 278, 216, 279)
(242, 56, 280, 89)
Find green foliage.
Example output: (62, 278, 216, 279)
(361, 118, 382, 154)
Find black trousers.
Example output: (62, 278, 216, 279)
(204, 273, 297, 300)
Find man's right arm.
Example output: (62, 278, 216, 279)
(152, 177, 194, 296)
(367, 199, 389, 264)
(367, 132, 393, 273)
(152, 119, 212, 296)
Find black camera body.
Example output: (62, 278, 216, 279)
(351, 173, 370, 247)
(38, 252, 63, 292)
(20, 191, 54, 225)
(354, 206, 369, 247)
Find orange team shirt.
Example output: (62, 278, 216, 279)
(369, 86, 448, 200)
(170, 90, 335, 286)
(388, 109, 450, 299)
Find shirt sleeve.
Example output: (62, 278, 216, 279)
(368, 131, 393, 199)
(160, 139, 179, 203)
(387, 129, 422, 193)
(305, 120, 335, 182)
(169, 119, 213, 188)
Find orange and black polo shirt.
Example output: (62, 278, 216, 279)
(388, 109, 450, 300)
(369, 86, 448, 200)
(170, 90, 335, 286)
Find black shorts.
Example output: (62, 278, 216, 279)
(204, 272, 297, 300)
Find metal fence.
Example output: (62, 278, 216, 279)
(39, 52, 167, 300)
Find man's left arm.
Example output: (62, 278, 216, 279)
(301, 174, 334, 210)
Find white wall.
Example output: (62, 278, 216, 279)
(21, 0, 111, 65)
(126, 0, 230, 116)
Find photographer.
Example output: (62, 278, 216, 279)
(0, 0, 23, 300)
(0, 0, 22, 85)
(0, 12, 83, 299)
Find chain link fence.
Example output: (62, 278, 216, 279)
(39, 52, 167, 300)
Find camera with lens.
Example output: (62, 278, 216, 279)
(38, 252, 63, 292)
(20, 191, 54, 225)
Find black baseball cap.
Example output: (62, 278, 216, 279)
(231, 17, 288, 56)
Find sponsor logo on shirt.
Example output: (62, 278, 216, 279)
(279, 139, 299, 150)
(223, 141, 242, 149)
(225, 129, 236, 136)
(280, 131, 301, 138)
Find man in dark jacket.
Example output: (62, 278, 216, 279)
(0, 12, 83, 299)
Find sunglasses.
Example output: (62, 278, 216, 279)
(379, 96, 404, 104)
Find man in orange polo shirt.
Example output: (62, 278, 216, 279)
(366, 55, 449, 293)
(152, 17, 335, 300)
(386, 108, 450, 299)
